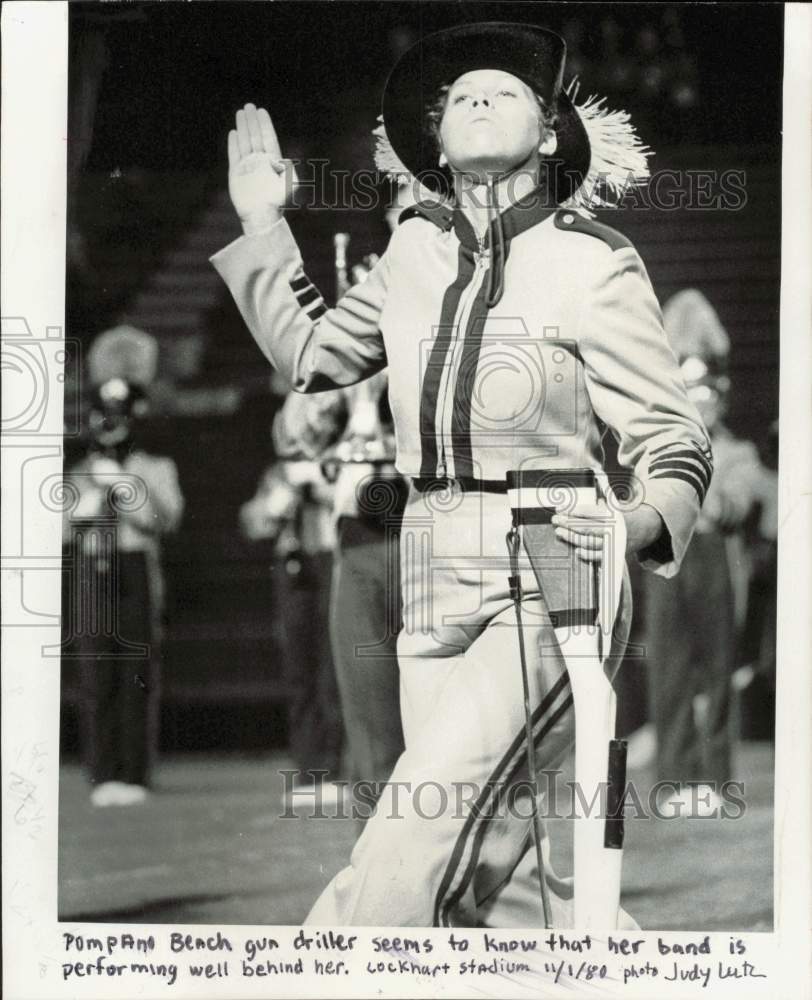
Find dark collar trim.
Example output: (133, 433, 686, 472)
(453, 178, 559, 252)
(399, 200, 455, 231)
(400, 172, 559, 251)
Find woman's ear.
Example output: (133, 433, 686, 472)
(538, 130, 558, 156)
(438, 150, 448, 167)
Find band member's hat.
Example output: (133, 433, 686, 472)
(374, 21, 650, 212)
(663, 289, 730, 361)
(663, 289, 730, 391)
(87, 324, 159, 388)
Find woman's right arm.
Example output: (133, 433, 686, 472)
(210, 104, 388, 391)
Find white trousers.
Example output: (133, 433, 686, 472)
(306, 486, 632, 927)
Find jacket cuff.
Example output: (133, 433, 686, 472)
(637, 477, 701, 578)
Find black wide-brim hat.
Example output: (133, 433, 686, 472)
(381, 21, 591, 203)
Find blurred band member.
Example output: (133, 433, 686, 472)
(273, 371, 408, 824)
(737, 419, 778, 739)
(271, 192, 419, 822)
(65, 361, 183, 807)
(645, 289, 765, 814)
(240, 456, 344, 795)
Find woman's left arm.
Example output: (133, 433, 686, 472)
(575, 246, 713, 577)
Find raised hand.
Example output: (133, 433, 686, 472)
(227, 103, 297, 233)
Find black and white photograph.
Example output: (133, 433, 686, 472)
(2, 2, 810, 998)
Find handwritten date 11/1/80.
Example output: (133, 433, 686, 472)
(545, 960, 608, 984)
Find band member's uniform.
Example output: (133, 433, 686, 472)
(240, 457, 344, 785)
(644, 289, 766, 804)
(273, 374, 407, 818)
(738, 419, 778, 740)
(213, 22, 710, 926)
(64, 362, 183, 807)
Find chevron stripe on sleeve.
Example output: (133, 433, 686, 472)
(647, 440, 714, 504)
(289, 271, 328, 321)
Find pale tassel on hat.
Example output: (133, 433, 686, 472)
(372, 84, 652, 214)
(561, 81, 652, 216)
(373, 118, 445, 206)
(372, 117, 411, 182)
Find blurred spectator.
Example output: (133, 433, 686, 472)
(388, 25, 418, 61)
(636, 24, 669, 101)
(670, 52, 700, 109)
(597, 17, 635, 94)
(64, 366, 183, 807)
(661, 7, 687, 50)
(561, 19, 591, 84)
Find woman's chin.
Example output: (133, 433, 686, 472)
(447, 145, 538, 183)
(452, 159, 537, 188)
(452, 160, 516, 183)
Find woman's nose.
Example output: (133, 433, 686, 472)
(471, 94, 491, 108)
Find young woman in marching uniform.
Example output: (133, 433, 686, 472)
(212, 21, 711, 928)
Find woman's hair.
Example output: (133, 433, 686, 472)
(425, 83, 559, 157)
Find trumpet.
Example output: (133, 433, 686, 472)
(319, 373, 396, 483)
(334, 231, 380, 303)
(334, 232, 350, 301)
(321, 233, 397, 482)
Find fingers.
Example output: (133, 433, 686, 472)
(258, 106, 283, 158)
(554, 525, 604, 549)
(553, 517, 605, 564)
(573, 545, 602, 563)
(235, 108, 252, 157)
(233, 104, 283, 166)
(564, 536, 603, 562)
(554, 523, 603, 542)
(552, 516, 605, 541)
(245, 103, 264, 153)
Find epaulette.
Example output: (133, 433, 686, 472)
(553, 209, 633, 252)
(399, 200, 454, 232)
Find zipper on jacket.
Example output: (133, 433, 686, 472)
(436, 248, 490, 477)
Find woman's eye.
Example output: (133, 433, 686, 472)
(452, 93, 470, 104)
(497, 90, 517, 97)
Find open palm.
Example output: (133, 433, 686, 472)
(228, 103, 297, 228)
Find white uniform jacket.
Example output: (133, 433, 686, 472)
(212, 197, 711, 577)
(64, 450, 184, 624)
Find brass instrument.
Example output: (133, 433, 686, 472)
(317, 233, 396, 482)
(334, 230, 381, 300)
(334, 232, 350, 301)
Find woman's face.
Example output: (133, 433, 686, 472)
(439, 69, 543, 180)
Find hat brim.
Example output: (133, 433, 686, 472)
(382, 21, 591, 202)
